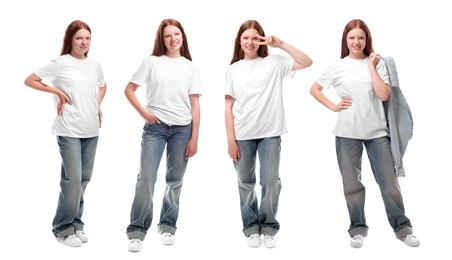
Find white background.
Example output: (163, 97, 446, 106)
(1, 0, 450, 259)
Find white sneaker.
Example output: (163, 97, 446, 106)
(75, 230, 88, 243)
(56, 234, 82, 247)
(247, 234, 261, 248)
(128, 238, 142, 252)
(401, 234, 420, 247)
(160, 233, 175, 245)
(350, 234, 365, 248)
(263, 235, 277, 248)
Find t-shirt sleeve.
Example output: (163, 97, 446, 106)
(224, 67, 235, 99)
(275, 55, 294, 78)
(129, 57, 150, 87)
(97, 63, 106, 87)
(376, 59, 390, 85)
(34, 60, 58, 86)
(189, 64, 202, 95)
(316, 64, 334, 89)
(283, 55, 295, 78)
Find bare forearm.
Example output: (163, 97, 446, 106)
(310, 83, 337, 111)
(369, 67, 390, 101)
(125, 83, 147, 117)
(279, 41, 313, 69)
(225, 109, 236, 143)
(190, 98, 200, 142)
(24, 73, 60, 96)
(97, 84, 107, 105)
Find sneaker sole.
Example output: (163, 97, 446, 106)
(56, 238, 82, 247)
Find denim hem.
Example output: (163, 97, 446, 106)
(243, 224, 261, 237)
(126, 229, 147, 240)
(73, 222, 84, 232)
(394, 226, 413, 239)
(348, 225, 369, 237)
(53, 226, 75, 238)
(158, 223, 177, 235)
(261, 226, 279, 237)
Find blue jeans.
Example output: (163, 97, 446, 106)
(127, 122, 192, 240)
(234, 136, 282, 237)
(336, 136, 413, 239)
(53, 136, 98, 238)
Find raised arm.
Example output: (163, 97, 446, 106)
(256, 34, 313, 70)
(368, 53, 390, 101)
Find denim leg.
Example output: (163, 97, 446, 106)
(234, 137, 282, 237)
(364, 136, 413, 239)
(127, 123, 166, 240)
(258, 137, 282, 237)
(158, 124, 191, 235)
(336, 137, 369, 237)
(74, 137, 98, 231)
(234, 140, 260, 236)
(53, 136, 98, 238)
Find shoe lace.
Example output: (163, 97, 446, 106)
(130, 238, 141, 244)
(403, 234, 416, 240)
(162, 233, 173, 239)
(352, 234, 363, 241)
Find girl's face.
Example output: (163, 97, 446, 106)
(70, 28, 91, 59)
(240, 28, 260, 59)
(163, 25, 183, 57)
(346, 28, 366, 59)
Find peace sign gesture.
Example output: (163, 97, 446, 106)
(255, 34, 284, 48)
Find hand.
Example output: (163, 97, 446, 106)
(228, 141, 240, 162)
(334, 96, 353, 112)
(185, 139, 198, 160)
(56, 90, 72, 115)
(368, 52, 381, 67)
(255, 34, 283, 48)
(143, 111, 161, 124)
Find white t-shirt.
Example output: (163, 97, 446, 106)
(225, 54, 294, 140)
(316, 56, 390, 139)
(130, 55, 202, 126)
(35, 54, 106, 138)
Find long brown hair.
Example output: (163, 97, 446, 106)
(60, 20, 91, 57)
(230, 20, 268, 65)
(152, 18, 192, 61)
(341, 19, 374, 58)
